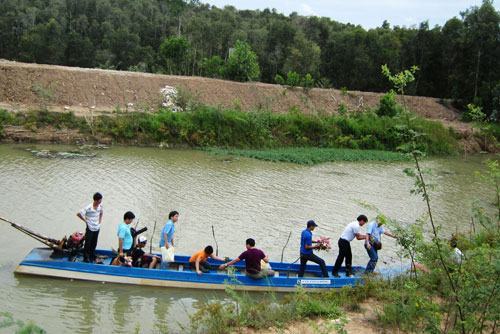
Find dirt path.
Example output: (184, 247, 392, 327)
(0, 59, 470, 135)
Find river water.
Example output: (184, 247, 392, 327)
(0, 144, 496, 333)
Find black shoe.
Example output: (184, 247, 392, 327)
(346, 272, 353, 277)
(332, 272, 339, 277)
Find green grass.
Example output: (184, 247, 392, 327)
(206, 147, 410, 164)
(0, 106, 460, 156)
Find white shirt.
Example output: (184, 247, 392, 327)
(80, 203, 103, 232)
(453, 247, 464, 264)
(340, 221, 360, 242)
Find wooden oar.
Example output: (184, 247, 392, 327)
(211, 225, 219, 256)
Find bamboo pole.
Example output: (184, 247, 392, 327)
(211, 225, 219, 256)
(280, 231, 292, 263)
(150, 220, 157, 254)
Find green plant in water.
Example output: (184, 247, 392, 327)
(0, 312, 46, 334)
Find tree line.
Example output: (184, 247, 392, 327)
(0, 0, 498, 119)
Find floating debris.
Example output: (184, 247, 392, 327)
(78, 144, 109, 150)
(25, 148, 97, 159)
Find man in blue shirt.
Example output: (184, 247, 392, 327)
(159, 210, 179, 249)
(159, 210, 179, 268)
(111, 211, 135, 266)
(365, 215, 395, 273)
(298, 220, 328, 278)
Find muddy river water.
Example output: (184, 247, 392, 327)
(0, 144, 496, 333)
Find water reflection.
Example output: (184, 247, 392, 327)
(14, 274, 223, 333)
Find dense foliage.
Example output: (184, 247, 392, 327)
(0, 107, 458, 155)
(0, 0, 498, 119)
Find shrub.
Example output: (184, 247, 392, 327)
(286, 71, 301, 87)
(377, 90, 401, 117)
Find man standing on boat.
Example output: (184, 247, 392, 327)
(298, 220, 329, 278)
(332, 215, 368, 277)
(159, 210, 179, 268)
(77, 192, 103, 263)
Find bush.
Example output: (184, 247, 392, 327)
(377, 90, 401, 117)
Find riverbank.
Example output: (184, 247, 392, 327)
(0, 107, 471, 163)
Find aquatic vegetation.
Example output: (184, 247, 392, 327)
(206, 147, 409, 165)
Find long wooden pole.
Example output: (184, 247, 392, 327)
(211, 225, 219, 256)
(149, 220, 157, 254)
(280, 231, 292, 263)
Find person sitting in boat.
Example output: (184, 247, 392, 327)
(298, 220, 329, 278)
(130, 235, 160, 269)
(189, 245, 226, 275)
(111, 211, 135, 266)
(219, 238, 275, 279)
(159, 210, 179, 269)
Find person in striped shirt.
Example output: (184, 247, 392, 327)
(77, 192, 103, 263)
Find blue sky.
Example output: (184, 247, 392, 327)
(203, 0, 499, 28)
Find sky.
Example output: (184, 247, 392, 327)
(203, 0, 499, 29)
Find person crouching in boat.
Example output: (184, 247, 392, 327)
(219, 238, 275, 279)
(298, 220, 329, 278)
(189, 245, 226, 275)
(130, 235, 160, 269)
(111, 211, 135, 266)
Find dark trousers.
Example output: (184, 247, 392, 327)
(298, 253, 329, 277)
(84, 227, 99, 262)
(333, 238, 352, 275)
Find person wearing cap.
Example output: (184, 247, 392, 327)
(130, 235, 160, 269)
(189, 245, 226, 275)
(332, 215, 369, 277)
(298, 220, 329, 278)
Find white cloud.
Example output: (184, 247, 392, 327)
(300, 3, 318, 16)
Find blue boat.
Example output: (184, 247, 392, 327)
(16, 248, 363, 292)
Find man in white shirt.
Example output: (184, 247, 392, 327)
(332, 215, 368, 277)
(77, 192, 103, 263)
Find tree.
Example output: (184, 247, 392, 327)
(225, 40, 260, 81)
(159, 35, 190, 75)
(200, 55, 225, 78)
(283, 31, 321, 77)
